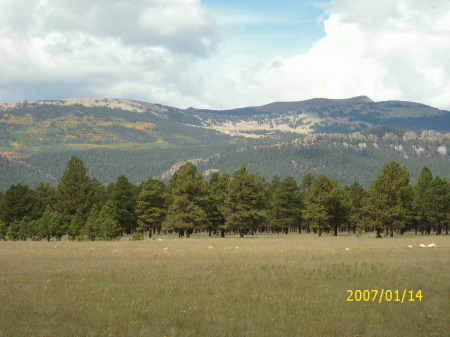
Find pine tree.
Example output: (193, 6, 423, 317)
(34, 182, 57, 219)
(136, 177, 167, 237)
(413, 166, 433, 234)
(163, 162, 209, 238)
(207, 173, 230, 237)
(55, 156, 98, 224)
(18, 216, 32, 241)
(299, 173, 315, 193)
(303, 174, 350, 236)
(68, 210, 85, 240)
(7, 219, 22, 241)
(37, 207, 65, 241)
(0, 184, 37, 225)
(109, 175, 137, 234)
(362, 162, 413, 237)
(97, 201, 122, 240)
(83, 205, 100, 241)
(223, 167, 267, 237)
(345, 181, 367, 233)
(0, 220, 7, 241)
(427, 176, 450, 235)
(269, 176, 303, 234)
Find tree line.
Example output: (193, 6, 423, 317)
(0, 156, 449, 241)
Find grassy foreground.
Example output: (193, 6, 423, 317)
(0, 233, 449, 337)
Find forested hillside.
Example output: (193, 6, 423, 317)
(1, 97, 449, 190)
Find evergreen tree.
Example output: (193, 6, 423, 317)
(55, 156, 98, 224)
(136, 177, 167, 237)
(68, 209, 85, 240)
(18, 216, 32, 241)
(163, 162, 209, 238)
(299, 173, 315, 193)
(110, 175, 137, 234)
(362, 162, 413, 237)
(97, 201, 122, 240)
(34, 182, 57, 219)
(207, 172, 230, 236)
(37, 207, 65, 241)
(0, 220, 7, 240)
(345, 181, 367, 233)
(270, 176, 303, 234)
(303, 175, 350, 236)
(413, 166, 434, 234)
(223, 167, 267, 237)
(28, 219, 40, 241)
(427, 176, 450, 235)
(90, 178, 107, 209)
(0, 184, 37, 225)
(83, 205, 100, 241)
(7, 219, 22, 241)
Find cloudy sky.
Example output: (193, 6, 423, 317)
(1, 0, 449, 110)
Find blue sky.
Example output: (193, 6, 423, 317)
(200, 0, 325, 75)
(1, 0, 449, 110)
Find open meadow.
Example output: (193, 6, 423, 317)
(0, 233, 449, 337)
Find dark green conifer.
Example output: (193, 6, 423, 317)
(223, 167, 267, 237)
(136, 177, 167, 237)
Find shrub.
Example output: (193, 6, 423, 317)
(130, 232, 144, 241)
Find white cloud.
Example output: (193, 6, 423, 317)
(0, 0, 220, 106)
(1, 0, 449, 111)
(197, 0, 450, 110)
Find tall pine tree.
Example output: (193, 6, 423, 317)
(413, 166, 433, 234)
(163, 163, 209, 238)
(136, 177, 167, 237)
(269, 176, 303, 234)
(109, 175, 138, 234)
(55, 156, 97, 225)
(207, 172, 230, 237)
(303, 175, 350, 236)
(223, 167, 267, 237)
(362, 162, 413, 237)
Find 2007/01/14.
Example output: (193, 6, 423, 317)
(347, 289, 423, 303)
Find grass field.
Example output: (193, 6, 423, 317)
(0, 233, 449, 337)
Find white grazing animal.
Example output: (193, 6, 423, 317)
(408, 245, 413, 248)
(428, 243, 436, 248)
(420, 244, 426, 247)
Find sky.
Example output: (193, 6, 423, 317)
(1, 0, 449, 110)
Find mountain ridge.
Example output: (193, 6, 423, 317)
(1, 96, 449, 190)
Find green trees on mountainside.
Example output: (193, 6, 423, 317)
(0, 157, 448, 241)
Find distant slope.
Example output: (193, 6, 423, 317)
(0, 154, 57, 190)
(195, 128, 450, 186)
(192, 95, 374, 115)
(191, 99, 450, 137)
(1, 96, 449, 190)
(0, 98, 231, 154)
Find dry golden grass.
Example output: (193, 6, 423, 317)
(0, 233, 449, 337)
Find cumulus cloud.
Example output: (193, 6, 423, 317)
(211, 0, 450, 110)
(1, 0, 449, 110)
(0, 0, 220, 106)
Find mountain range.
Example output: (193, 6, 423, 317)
(0, 96, 449, 190)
